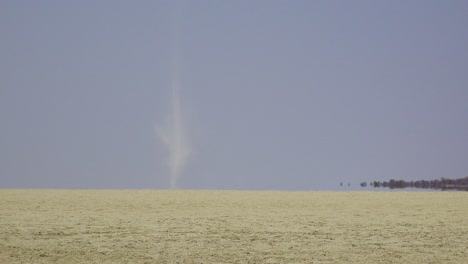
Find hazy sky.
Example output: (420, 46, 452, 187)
(1, 0, 467, 190)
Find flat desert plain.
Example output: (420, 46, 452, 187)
(0, 190, 467, 263)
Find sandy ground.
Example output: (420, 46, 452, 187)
(0, 190, 466, 263)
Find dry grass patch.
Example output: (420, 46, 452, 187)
(0, 190, 467, 263)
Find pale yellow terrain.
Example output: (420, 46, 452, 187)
(0, 190, 466, 263)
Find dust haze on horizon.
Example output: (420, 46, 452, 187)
(0, 1, 467, 190)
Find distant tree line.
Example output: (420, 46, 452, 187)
(362, 177, 468, 191)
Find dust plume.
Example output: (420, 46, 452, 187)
(156, 67, 190, 189)
(156, 2, 190, 188)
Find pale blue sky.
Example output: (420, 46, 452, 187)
(1, 1, 467, 190)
